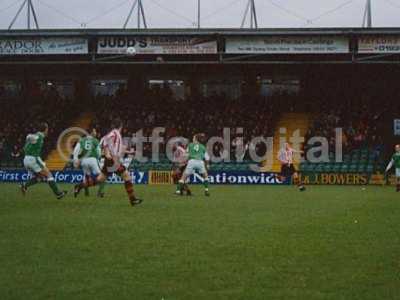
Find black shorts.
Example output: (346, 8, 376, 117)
(101, 158, 126, 176)
(281, 164, 296, 178)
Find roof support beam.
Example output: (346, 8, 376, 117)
(8, 0, 39, 30)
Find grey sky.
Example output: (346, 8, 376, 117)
(0, 0, 399, 29)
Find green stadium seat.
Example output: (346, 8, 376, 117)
(323, 163, 333, 172)
(333, 164, 342, 172)
(315, 164, 324, 173)
(349, 164, 358, 173)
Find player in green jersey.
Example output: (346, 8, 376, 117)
(73, 127, 106, 198)
(385, 144, 400, 191)
(20, 122, 67, 199)
(178, 133, 210, 196)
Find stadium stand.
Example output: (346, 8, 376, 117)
(0, 76, 393, 175)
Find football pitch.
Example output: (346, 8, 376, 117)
(0, 183, 399, 300)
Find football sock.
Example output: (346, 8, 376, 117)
(80, 177, 96, 189)
(84, 187, 90, 196)
(204, 179, 209, 191)
(48, 178, 62, 196)
(25, 177, 38, 188)
(124, 181, 135, 200)
(98, 182, 106, 194)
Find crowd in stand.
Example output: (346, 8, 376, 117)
(304, 96, 387, 158)
(0, 84, 77, 167)
(91, 86, 284, 161)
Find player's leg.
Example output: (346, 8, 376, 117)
(172, 167, 181, 194)
(291, 164, 305, 191)
(293, 171, 306, 191)
(396, 168, 400, 192)
(21, 156, 40, 194)
(82, 159, 92, 197)
(199, 161, 210, 196)
(120, 168, 142, 206)
(74, 159, 106, 197)
(178, 161, 194, 195)
(279, 164, 287, 183)
(87, 158, 106, 198)
(74, 172, 105, 196)
(174, 165, 191, 196)
(39, 164, 67, 199)
(181, 165, 192, 196)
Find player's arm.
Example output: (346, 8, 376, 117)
(385, 159, 394, 173)
(73, 141, 82, 168)
(292, 149, 304, 154)
(26, 134, 39, 144)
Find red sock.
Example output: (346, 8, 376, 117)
(124, 181, 136, 200)
(80, 177, 96, 189)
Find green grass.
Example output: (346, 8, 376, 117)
(0, 183, 400, 300)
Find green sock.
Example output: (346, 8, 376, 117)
(84, 187, 90, 196)
(48, 179, 61, 196)
(25, 177, 38, 188)
(204, 179, 209, 190)
(98, 182, 106, 194)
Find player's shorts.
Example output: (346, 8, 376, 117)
(184, 159, 207, 176)
(396, 168, 400, 178)
(172, 164, 187, 183)
(281, 163, 296, 178)
(81, 157, 101, 176)
(24, 156, 45, 174)
(101, 157, 126, 176)
(173, 163, 187, 175)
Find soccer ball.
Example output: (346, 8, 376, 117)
(126, 47, 137, 56)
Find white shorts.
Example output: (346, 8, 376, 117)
(81, 157, 101, 176)
(24, 156, 45, 174)
(396, 168, 400, 178)
(184, 159, 207, 176)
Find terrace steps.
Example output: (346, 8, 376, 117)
(46, 113, 94, 171)
(261, 112, 311, 173)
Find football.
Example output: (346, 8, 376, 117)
(126, 47, 137, 56)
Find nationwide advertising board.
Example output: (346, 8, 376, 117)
(0, 170, 148, 184)
(0, 37, 88, 55)
(225, 36, 349, 54)
(97, 36, 218, 54)
(358, 35, 400, 53)
(149, 170, 290, 185)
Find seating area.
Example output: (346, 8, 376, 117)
(299, 147, 385, 174)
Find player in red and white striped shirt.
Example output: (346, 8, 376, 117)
(278, 142, 306, 191)
(171, 141, 191, 195)
(74, 118, 143, 206)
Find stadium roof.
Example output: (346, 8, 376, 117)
(2, 27, 400, 37)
